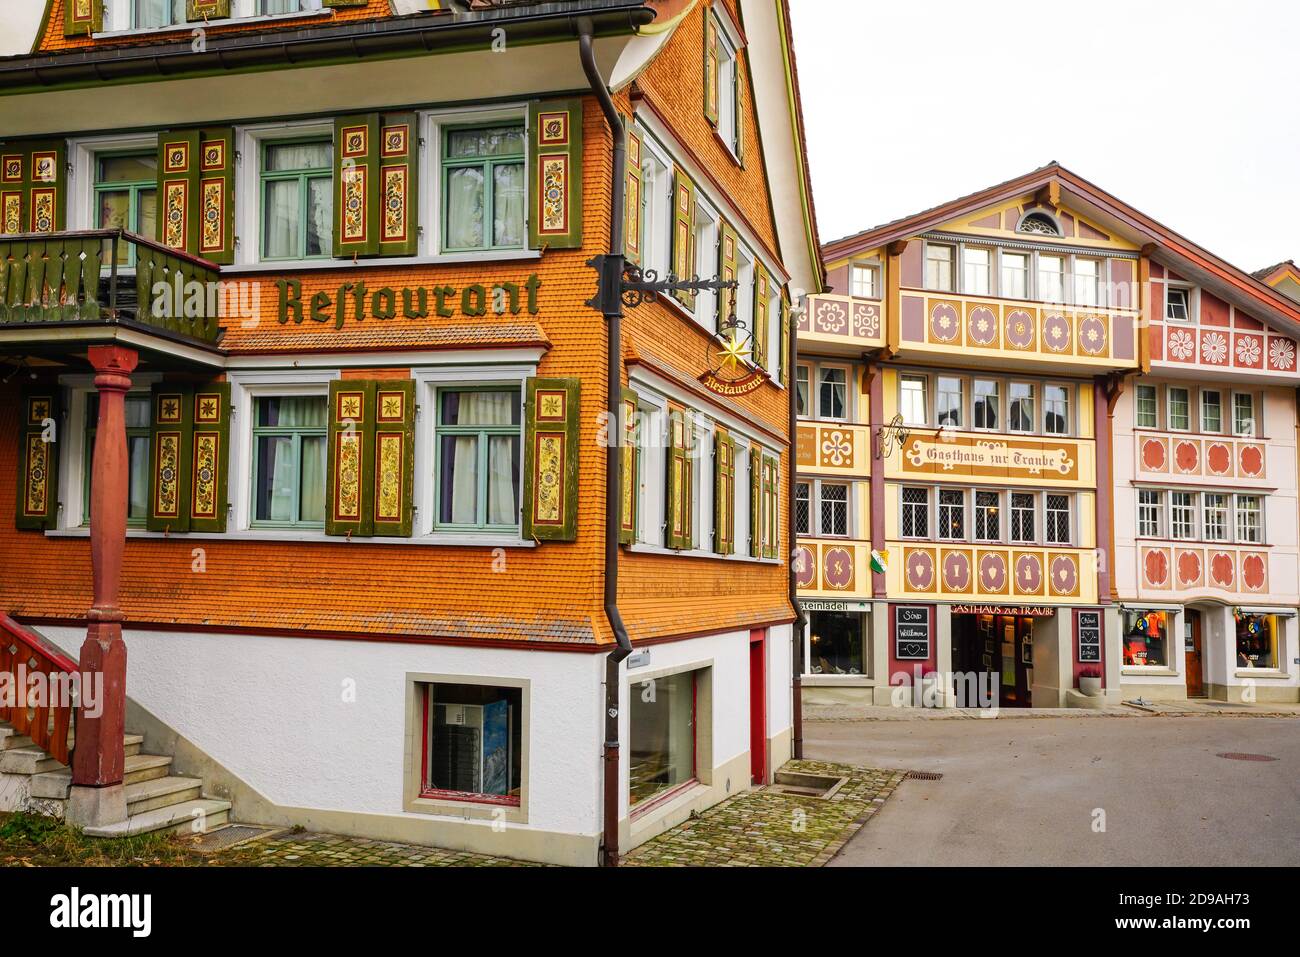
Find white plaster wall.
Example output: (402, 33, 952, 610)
(41, 626, 605, 838)
(0, 1, 43, 57)
(767, 622, 794, 736)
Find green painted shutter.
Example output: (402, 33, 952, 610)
(523, 377, 580, 542)
(326, 379, 376, 537)
(157, 131, 201, 253)
(147, 384, 193, 533)
(665, 406, 691, 549)
(703, 12, 720, 126)
(1, 140, 67, 236)
(718, 219, 738, 335)
(763, 454, 779, 559)
(749, 444, 762, 558)
(619, 387, 639, 545)
(670, 167, 696, 308)
(64, 0, 103, 36)
(372, 380, 416, 537)
(16, 388, 60, 530)
(187, 0, 231, 21)
(334, 114, 380, 259)
(0, 148, 24, 236)
(734, 55, 745, 164)
(196, 129, 235, 265)
(752, 265, 770, 369)
(377, 114, 419, 257)
(624, 127, 643, 267)
(713, 429, 735, 555)
(779, 291, 791, 387)
(188, 384, 230, 532)
(527, 100, 584, 250)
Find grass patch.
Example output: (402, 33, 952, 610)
(0, 811, 210, 867)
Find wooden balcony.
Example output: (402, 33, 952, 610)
(798, 293, 885, 354)
(0, 229, 222, 355)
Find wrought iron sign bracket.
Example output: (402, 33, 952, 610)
(585, 256, 739, 313)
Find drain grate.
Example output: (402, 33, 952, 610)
(1216, 752, 1279, 763)
(905, 770, 944, 781)
(183, 824, 280, 853)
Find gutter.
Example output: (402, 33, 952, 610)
(577, 19, 634, 869)
(788, 296, 805, 759)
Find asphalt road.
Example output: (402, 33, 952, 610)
(807, 716, 1300, 866)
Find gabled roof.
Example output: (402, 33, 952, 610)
(822, 162, 1300, 337)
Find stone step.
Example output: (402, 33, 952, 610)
(0, 733, 145, 775)
(82, 798, 232, 839)
(25, 752, 172, 795)
(124, 776, 203, 816)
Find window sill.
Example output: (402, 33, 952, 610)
(93, 9, 332, 39)
(223, 248, 542, 274)
(802, 674, 873, 686)
(630, 778, 704, 823)
(48, 527, 536, 548)
(1121, 667, 1178, 677)
(627, 542, 779, 564)
(1233, 669, 1289, 679)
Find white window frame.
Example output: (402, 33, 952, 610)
(815, 362, 851, 422)
(711, 4, 743, 159)
(850, 261, 879, 299)
(1137, 489, 1163, 538)
(67, 132, 161, 244)
(972, 378, 1000, 432)
(961, 245, 991, 296)
(636, 125, 674, 280)
(924, 242, 955, 293)
(1135, 383, 1158, 429)
(937, 488, 966, 542)
(1043, 382, 1071, 435)
(99, 0, 329, 39)
(899, 373, 929, 427)
(794, 479, 811, 537)
(1166, 386, 1191, 432)
(1169, 491, 1197, 541)
(900, 486, 930, 540)
(1202, 492, 1230, 543)
(1009, 491, 1036, 544)
(1007, 381, 1035, 434)
(1200, 388, 1223, 434)
(692, 196, 720, 333)
(1000, 249, 1030, 300)
(1231, 391, 1257, 437)
(973, 489, 1001, 543)
(1164, 285, 1193, 323)
(815, 481, 851, 538)
(1044, 493, 1071, 545)
(1235, 494, 1263, 544)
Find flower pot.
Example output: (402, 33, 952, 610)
(1079, 676, 1102, 697)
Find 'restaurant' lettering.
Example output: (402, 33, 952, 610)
(276, 274, 541, 328)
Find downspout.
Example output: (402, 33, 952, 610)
(788, 297, 805, 760)
(578, 20, 634, 869)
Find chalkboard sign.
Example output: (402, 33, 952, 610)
(895, 606, 931, 660)
(1077, 611, 1102, 663)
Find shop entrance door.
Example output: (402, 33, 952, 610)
(749, 630, 767, 785)
(1184, 609, 1204, 697)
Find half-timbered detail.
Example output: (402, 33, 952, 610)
(0, 1, 820, 864)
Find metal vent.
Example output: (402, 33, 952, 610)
(1216, 752, 1279, 763)
(184, 824, 279, 853)
(905, 770, 944, 781)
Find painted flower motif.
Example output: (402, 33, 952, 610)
(820, 430, 853, 467)
(1174, 440, 1199, 473)
(1210, 552, 1234, 587)
(1239, 445, 1263, 476)
(1140, 438, 1167, 471)
(1143, 549, 1169, 587)
(1200, 331, 1228, 364)
(1043, 314, 1070, 352)
(1005, 310, 1034, 349)
(967, 307, 997, 346)
(1269, 337, 1296, 371)
(851, 303, 880, 340)
(1206, 443, 1231, 475)
(815, 301, 847, 334)
(1242, 554, 1266, 591)
(1167, 328, 1195, 361)
(1177, 550, 1202, 585)
(1079, 316, 1107, 355)
(1235, 334, 1262, 366)
(930, 303, 959, 342)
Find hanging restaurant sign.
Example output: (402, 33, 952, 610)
(275, 275, 542, 329)
(699, 318, 769, 397)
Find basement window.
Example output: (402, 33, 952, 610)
(421, 683, 522, 806)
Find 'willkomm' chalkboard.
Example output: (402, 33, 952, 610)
(895, 606, 931, 660)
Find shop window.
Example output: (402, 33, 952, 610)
(260, 139, 333, 261)
(1123, 610, 1168, 667)
(1200, 390, 1222, 433)
(973, 379, 999, 430)
(1008, 382, 1035, 433)
(1010, 492, 1035, 544)
(1202, 493, 1229, 542)
(1165, 287, 1191, 322)
(962, 246, 991, 295)
(900, 374, 928, 426)
(1045, 494, 1070, 545)
(1044, 384, 1070, 435)
(252, 395, 327, 527)
(1167, 387, 1190, 431)
(808, 611, 865, 675)
(85, 393, 151, 526)
(818, 367, 847, 421)
(938, 488, 965, 541)
(1001, 251, 1029, 299)
(435, 388, 522, 531)
(794, 481, 811, 536)
(1169, 491, 1196, 540)
(442, 124, 526, 252)
(1232, 393, 1256, 437)
(937, 376, 962, 429)
(820, 483, 849, 537)
(925, 243, 954, 292)
(95, 151, 157, 266)
(1135, 384, 1157, 429)
(901, 486, 929, 538)
(1235, 495, 1262, 544)
(850, 263, 878, 299)
(629, 669, 698, 809)
(974, 490, 1000, 542)
(1137, 489, 1163, 537)
(795, 364, 810, 417)
(421, 682, 522, 804)
(1236, 613, 1280, 669)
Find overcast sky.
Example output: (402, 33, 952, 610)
(790, 0, 1300, 272)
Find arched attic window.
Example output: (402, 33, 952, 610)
(1017, 211, 1062, 236)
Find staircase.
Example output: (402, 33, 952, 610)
(0, 721, 231, 837)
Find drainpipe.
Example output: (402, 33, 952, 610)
(788, 298, 805, 759)
(578, 20, 634, 869)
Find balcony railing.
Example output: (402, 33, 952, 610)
(0, 229, 222, 346)
(799, 293, 885, 348)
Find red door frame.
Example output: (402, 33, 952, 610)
(749, 629, 767, 785)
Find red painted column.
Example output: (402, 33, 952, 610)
(72, 345, 138, 788)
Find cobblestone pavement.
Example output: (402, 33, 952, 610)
(622, 760, 906, 867)
(205, 831, 535, 867)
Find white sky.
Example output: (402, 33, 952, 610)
(790, 0, 1300, 272)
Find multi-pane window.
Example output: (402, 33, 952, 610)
(850, 263, 878, 298)
(1202, 493, 1230, 542)
(974, 490, 999, 542)
(1201, 390, 1222, 433)
(1167, 387, 1190, 431)
(1044, 384, 1069, 435)
(1008, 382, 1034, 433)
(1037, 254, 1065, 303)
(901, 487, 928, 538)
(435, 388, 522, 530)
(85, 394, 151, 526)
(443, 124, 526, 252)
(1073, 258, 1100, 306)
(1010, 492, 1035, 543)
(262, 0, 316, 14)
(818, 367, 847, 420)
(1233, 393, 1255, 437)
(1170, 491, 1196, 540)
(900, 374, 928, 426)
(973, 379, 999, 430)
(795, 365, 810, 418)
(820, 484, 849, 537)
(962, 247, 991, 295)
(1135, 384, 1157, 428)
(1137, 489, 1163, 537)
(1165, 287, 1191, 321)
(133, 0, 185, 28)
(1001, 252, 1029, 299)
(937, 376, 962, 429)
(261, 140, 333, 260)
(925, 244, 954, 292)
(252, 395, 328, 526)
(1045, 494, 1070, 545)
(938, 489, 964, 541)
(95, 152, 157, 266)
(794, 481, 811, 536)
(1236, 495, 1262, 543)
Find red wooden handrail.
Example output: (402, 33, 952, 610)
(0, 614, 77, 765)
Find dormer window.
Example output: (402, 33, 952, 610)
(1017, 212, 1061, 236)
(1165, 287, 1191, 322)
(132, 0, 184, 28)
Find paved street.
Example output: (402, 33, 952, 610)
(808, 716, 1300, 867)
